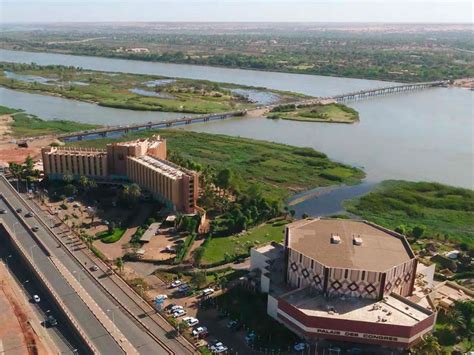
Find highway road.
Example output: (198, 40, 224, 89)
(0, 175, 194, 354)
(0, 197, 124, 353)
(0, 245, 82, 354)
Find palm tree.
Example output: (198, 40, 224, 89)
(413, 335, 442, 355)
(445, 309, 466, 333)
(115, 257, 124, 275)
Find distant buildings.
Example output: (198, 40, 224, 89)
(250, 218, 437, 349)
(41, 135, 198, 213)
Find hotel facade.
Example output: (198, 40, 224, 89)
(250, 218, 437, 350)
(41, 136, 198, 213)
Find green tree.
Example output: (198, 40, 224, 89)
(64, 184, 77, 196)
(108, 221, 116, 234)
(115, 257, 124, 274)
(215, 168, 232, 193)
(62, 172, 73, 184)
(24, 155, 34, 177)
(191, 271, 207, 289)
(79, 175, 90, 193)
(193, 246, 205, 266)
(412, 225, 425, 239)
(302, 213, 309, 219)
(413, 335, 442, 355)
(445, 308, 467, 333)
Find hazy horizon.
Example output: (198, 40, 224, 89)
(1, 0, 472, 24)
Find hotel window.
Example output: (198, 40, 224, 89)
(345, 269, 349, 278)
(299, 254, 302, 263)
(362, 271, 366, 280)
(311, 260, 314, 269)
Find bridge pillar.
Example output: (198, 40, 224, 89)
(100, 132, 107, 137)
(78, 135, 83, 141)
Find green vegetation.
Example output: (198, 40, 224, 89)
(0, 62, 304, 114)
(344, 180, 474, 247)
(268, 103, 359, 123)
(69, 129, 364, 202)
(174, 233, 196, 264)
(2, 24, 472, 82)
(0, 104, 99, 137)
(433, 301, 474, 353)
(201, 219, 287, 265)
(96, 227, 126, 243)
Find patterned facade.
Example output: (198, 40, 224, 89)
(284, 219, 417, 301)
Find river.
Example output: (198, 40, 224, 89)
(0, 49, 472, 215)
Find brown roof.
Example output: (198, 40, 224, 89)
(287, 219, 414, 271)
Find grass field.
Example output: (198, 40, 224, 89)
(0, 62, 306, 114)
(344, 180, 474, 247)
(69, 129, 365, 202)
(268, 103, 359, 123)
(96, 228, 126, 243)
(0, 105, 100, 137)
(202, 219, 287, 264)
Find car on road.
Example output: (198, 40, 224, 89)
(201, 288, 215, 297)
(0, 209, 7, 214)
(45, 315, 58, 327)
(16, 208, 22, 213)
(294, 343, 308, 351)
(170, 279, 182, 288)
(172, 309, 186, 318)
(192, 326, 208, 338)
(31, 226, 39, 232)
(227, 319, 242, 331)
(90, 265, 99, 271)
(183, 316, 199, 327)
(25, 211, 34, 217)
(33, 295, 41, 303)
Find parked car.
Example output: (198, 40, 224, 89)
(31, 226, 39, 232)
(227, 320, 242, 331)
(90, 265, 99, 271)
(169, 305, 184, 313)
(164, 303, 176, 312)
(294, 343, 308, 351)
(245, 331, 257, 344)
(33, 295, 41, 303)
(178, 284, 191, 293)
(201, 288, 215, 297)
(192, 326, 208, 338)
(172, 309, 186, 318)
(45, 315, 58, 327)
(16, 208, 22, 213)
(183, 316, 199, 327)
(213, 345, 228, 354)
(170, 280, 182, 288)
(0, 209, 7, 214)
(25, 211, 34, 217)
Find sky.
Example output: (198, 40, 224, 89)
(1, 0, 472, 23)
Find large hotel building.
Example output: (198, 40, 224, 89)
(41, 135, 198, 213)
(250, 218, 437, 350)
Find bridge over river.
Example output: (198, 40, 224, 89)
(58, 80, 448, 142)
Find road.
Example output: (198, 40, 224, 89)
(0, 204, 124, 353)
(0, 175, 195, 354)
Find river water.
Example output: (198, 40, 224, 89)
(1, 49, 472, 215)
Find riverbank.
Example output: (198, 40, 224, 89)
(0, 62, 306, 115)
(267, 102, 359, 124)
(68, 129, 365, 202)
(0, 105, 100, 138)
(344, 180, 474, 247)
